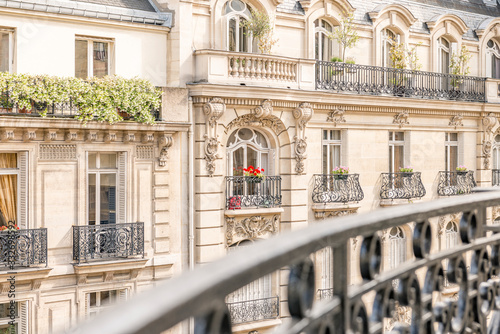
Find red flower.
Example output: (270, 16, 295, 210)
(248, 165, 254, 169)
(261, 168, 264, 172)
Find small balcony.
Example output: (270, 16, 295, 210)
(437, 171, 477, 196)
(72, 223, 144, 263)
(493, 169, 500, 186)
(225, 176, 282, 210)
(380, 172, 426, 200)
(316, 61, 486, 102)
(312, 174, 364, 204)
(226, 296, 279, 325)
(0, 228, 48, 268)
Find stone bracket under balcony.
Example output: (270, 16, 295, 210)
(312, 203, 361, 219)
(0, 267, 52, 291)
(225, 208, 283, 247)
(73, 258, 148, 285)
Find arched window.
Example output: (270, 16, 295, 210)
(381, 29, 398, 67)
(223, 0, 256, 52)
(493, 135, 500, 170)
(438, 37, 453, 74)
(314, 19, 339, 61)
(444, 221, 459, 248)
(486, 39, 500, 79)
(227, 128, 273, 175)
(388, 226, 406, 270)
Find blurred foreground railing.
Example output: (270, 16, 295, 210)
(68, 189, 500, 334)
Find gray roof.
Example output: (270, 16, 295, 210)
(277, 0, 304, 15)
(72, 0, 155, 12)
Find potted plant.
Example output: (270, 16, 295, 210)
(0, 223, 20, 231)
(243, 166, 265, 183)
(456, 165, 468, 175)
(228, 196, 242, 210)
(399, 166, 413, 177)
(332, 166, 349, 180)
(450, 45, 471, 91)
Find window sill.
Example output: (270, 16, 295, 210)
(73, 258, 148, 275)
(225, 207, 284, 217)
(312, 203, 360, 219)
(231, 317, 282, 333)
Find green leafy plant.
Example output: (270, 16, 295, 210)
(388, 39, 422, 70)
(332, 166, 349, 175)
(240, 10, 278, 54)
(329, 10, 359, 62)
(450, 45, 472, 88)
(345, 57, 356, 64)
(456, 165, 468, 172)
(0, 73, 161, 124)
(399, 166, 413, 173)
(330, 57, 343, 63)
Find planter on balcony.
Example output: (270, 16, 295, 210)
(333, 174, 349, 180)
(246, 176, 263, 183)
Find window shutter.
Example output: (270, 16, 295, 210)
(84, 293, 89, 318)
(19, 152, 28, 229)
(118, 289, 128, 303)
(117, 152, 127, 224)
(20, 301, 28, 334)
(486, 51, 493, 78)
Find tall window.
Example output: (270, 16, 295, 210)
(88, 153, 120, 225)
(0, 301, 28, 334)
(486, 39, 500, 79)
(0, 153, 18, 227)
(0, 29, 13, 72)
(381, 29, 398, 67)
(389, 132, 404, 173)
(314, 19, 338, 61)
(445, 133, 458, 172)
(86, 290, 127, 317)
(438, 37, 453, 74)
(227, 128, 272, 175)
(493, 135, 500, 169)
(75, 37, 112, 78)
(322, 130, 341, 174)
(388, 226, 406, 270)
(224, 0, 256, 53)
(442, 221, 459, 286)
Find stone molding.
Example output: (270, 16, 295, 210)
(393, 110, 409, 128)
(39, 144, 77, 160)
(293, 102, 313, 174)
(203, 97, 225, 176)
(158, 134, 174, 167)
(226, 214, 280, 247)
(224, 113, 286, 136)
(312, 203, 360, 219)
(326, 107, 346, 126)
(449, 114, 463, 128)
(137, 146, 154, 160)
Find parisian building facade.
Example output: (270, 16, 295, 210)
(1, 0, 500, 333)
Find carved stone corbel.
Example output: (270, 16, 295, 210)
(225, 215, 279, 247)
(482, 113, 498, 134)
(65, 130, 77, 142)
(124, 132, 136, 143)
(104, 132, 117, 143)
(449, 114, 463, 129)
(23, 130, 36, 142)
(483, 139, 492, 169)
(44, 129, 57, 141)
(86, 131, 97, 142)
(393, 111, 409, 128)
(1, 129, 14, 141)
(253, 99, 273, 119)
(104, 272, 114, 282)
(32, 279, 42, 290)
(293, 102, 313, 174)
(326, 107, 346, 126)
(142, 132, 154, 144)
(158, 134, 173, 167)
(77, 274, 87, 285)
(203, 97, 225, 176)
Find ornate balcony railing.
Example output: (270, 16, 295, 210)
(225, 176, 282, 209)
(437, 171, 477, 196)
(316, 60, 487, 102)
(312, 174, 364, 204)
(71, 190, 500, 334)
(0, 228, 47, 268)
(72, 223, 144, 263)
(380, 172, 426, 200)
(226, 297, 279, 325)
(493, 169, 500, 186)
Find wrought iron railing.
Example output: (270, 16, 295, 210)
(493, 169, 500, 186)
(225, 176, 282, 209)
(71, 190, 500, 334)
(312, 174, 364, 204)
(72, 223, 144, 263)
(317, 288, 334, 300)
(437, 171, 477, 196)
(0, 228, 47, 268)
(226, 297, 279, 324)
(380, 172, 426, 200)
(316, 60, 487, 102)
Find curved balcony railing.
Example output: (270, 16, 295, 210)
(226, 296, 279, 325)
(71, 190, 500, 334)
(225, 176, 281, 209)
(437, 171, 477, 196)
(493, 169, 500, 186)
(312, 174, 364, 204)
(0, 228, 47, 268)
(380, 172, 426, 200)
(316, 60, 486, 102)
(72, 222, 144, 263)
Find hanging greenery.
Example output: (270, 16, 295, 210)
(329, 10, 359, 62)
(240, 9, 278, 54)
(0, 73, 161, 124)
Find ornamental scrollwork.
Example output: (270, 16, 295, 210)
(224, 114, 286, 136)
(482, 113, 498, 134)
(158, 134, 174, 168)
(226, 215, 279, 246)
(293, 102, 313, 174)
(483, 139, 492, 169)
(326, 108, 346, 126)
(203, 97, 226, 176)
(393, 110, 409, 128)
(449, 114, 463, 129)
(253, 99, 273, 119)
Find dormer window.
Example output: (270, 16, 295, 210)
(223, 0, 256, 52)
(438, 37, 454, 74)
(381, 29, 399, 67)
(486, 39, 500, 79)
(314, 19, 339, 61)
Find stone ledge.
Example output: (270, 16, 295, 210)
(231, 318, 282, 334)
(225, 207, 284, 217)
(379, 199, 421, 207)
(312, 203, 360, 219)
(73, 258, 148, 276)
(0, 267, 52, 282)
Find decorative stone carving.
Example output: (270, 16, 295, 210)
(104, 132, 117, 143)
(226, 215, 279, 246)
(44, 130, 57, 141)
(493, 206, 500, 223)
(123, 132, 135, 143)
(293, 102, 313, 174)
(137, 146, 154, 160)
(482, 113, 498, 134)
(203, 97, 225, 176)
(32, 279, 42, 290)
(104, 272, 114, 282)
(65, 131, 77, 142)
(314, 208, 358, 219)
(326, 107, 346, 126)
(253, 99, 273, 119)
(23, 130, 36, 141)
(386, 304, 411, 331)
(86, 131, 97, 142)
(142, 132, 154, 143)
(39, 144, 77, 160)
(1, 129, 14, 141)
(393, 110, 409, 128)
(224, 114, 286, 136)
(438, 213, 461, 236)
(77, 275, 87, 285)
(449, 114, 463, 129)
(158, 134, 173, 167)
(483, 139, 493, 169)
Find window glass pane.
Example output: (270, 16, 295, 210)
(394, 132, 404, 141)
(238, 128, 252, 141)
(0, 323, 18, 334)
(88, 153, 96, 169)
(391, 146, 404, 172)
(0, 33, 9, 72)
(0, 174, 16, 226)
(100, 291, 110, 305)
(246, 147, 258, 169)
(449, 133, 458, 141)
(331, 145, 340, 169)
(261, 153, 268, 173)
(233, 147, 244, 175)
(450, 146, 458, 171)
(229, 18, 236, 51)
(0, 153, 17, 168)
(100, 174, 116, 225)
(89, 293, 97, 307)
(322, 145, 328, 174)
(99, 153, 117, 169)
(0, 302, 17, 319)
(323, 130, 328, 140)
(255, 131, 268, 148)
(331, 130, 341, 141)
(239, 20, 248, 52)
(93, 42, 108, 78)
(88, 174, 96, 225)
(315, 32, 319, 60)
(75, 40, 88, 79)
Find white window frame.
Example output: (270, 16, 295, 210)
(493, 135, 500, 169)
(86, 289, 127, 318)
(388, 226, 406, 271)
(0, 301, 28, 334)
(75, 36, 114, 78)
(438, 37, 455, 74)
(322, 129, 341, 174)
(389, 131, 405, 173)
(486, 39, 500, 79)
(314, 19, 338, 61)
(0, 28, 14, 73)
(226, 128, 273, 175)
(445, 133, 458, 172)
(223, 0, 254, 53)
(381, 29, 399, 68)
